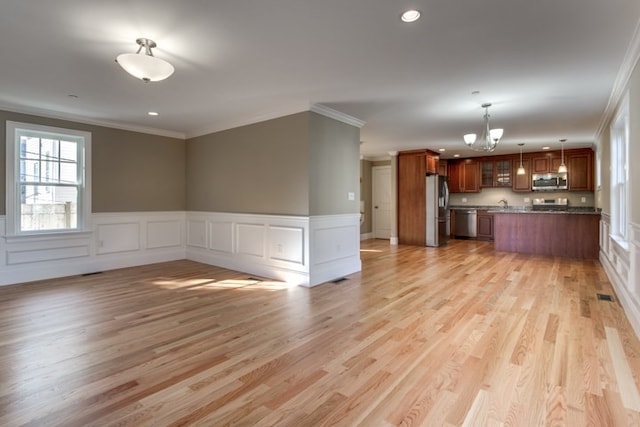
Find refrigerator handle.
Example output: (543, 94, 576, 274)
(443, 179, 450, 208)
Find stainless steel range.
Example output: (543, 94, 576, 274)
(532, 198, 569, 211)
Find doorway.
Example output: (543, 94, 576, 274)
(372, 166, 391, 239)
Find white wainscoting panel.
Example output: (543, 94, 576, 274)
(269, 226, 304, 265)
(186, 212, 309, 285)
(0, 212, 186, 286)
(600, 214, 640, 338)
(187, 220, 207, 248)
(7, 245, 90, 265)
(186, 212, 361, 287)
(208, 221, 233, 253)
(97, 222, 140, 254)
(308, 214, 362, 287)
(2, 211, 362, 288)
(147, 220, 182, 249)
(236, 223, 266, 258)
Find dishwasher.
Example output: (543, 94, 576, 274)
(454, 209, 477, 238)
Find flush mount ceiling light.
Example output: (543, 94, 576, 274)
(463, 103, 504, 152)
(401, 9, 421, 23)
(116, 38, 175, 82)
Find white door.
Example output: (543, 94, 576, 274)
(372, 166, 391, 239)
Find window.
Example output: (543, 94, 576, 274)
(610, 94, 629, 243)
(6, 121, 91, 235)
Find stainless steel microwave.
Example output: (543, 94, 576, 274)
(532, 173, 568, 191)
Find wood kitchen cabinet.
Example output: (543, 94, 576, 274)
(426, 152, 439, 175)
(480, 157, 512, 188)
(438, 160, 448, 176)
(567, 149, 594, 191)
(512, 158, 531, 192)
(397, 151, 426, 245)
(477, 210, 494, 241)
(448, 159, 480, 193)
(532, 153, 562, 173)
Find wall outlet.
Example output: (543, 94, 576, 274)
(581, 197, 586, 203)
(348, 192, 355, 201)
(462, 197, 467, 203)
(524, 197, 530, 203)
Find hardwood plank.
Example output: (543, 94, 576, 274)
(1, 241, 640, 425)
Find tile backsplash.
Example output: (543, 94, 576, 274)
(448, 187, 594, 207)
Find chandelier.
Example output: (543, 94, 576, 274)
(463, 103, 504, 152)
(116, 38, 175, 83)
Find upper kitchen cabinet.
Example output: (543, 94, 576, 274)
(512, 158, 532, 192)
(448, 159, 480, 193)
(438, 159, 448, 176)
(426, 151, 439, 175)
(480, 157, 512, 188)
(532, 152, 562, 173)
(567, 148, 594, 191)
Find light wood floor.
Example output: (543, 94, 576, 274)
(2, 239, 640, 426)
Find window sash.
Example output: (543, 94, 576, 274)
(6, 121, 91, 236)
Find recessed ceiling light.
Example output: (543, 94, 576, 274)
(439, 148, 446, 152)
(401, 9, 421, 23)
(542, 146, 550, 150)
(453, 154, 460, 158)
(148, 111, 159, 116)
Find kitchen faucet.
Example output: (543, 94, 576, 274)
(498, 199, 508, 208)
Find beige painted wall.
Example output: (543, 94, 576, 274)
(186, 112, 310, 215)
(308, 112, 360, 216)
(0, 110, 186, 214)
(360, 159, 372, 234)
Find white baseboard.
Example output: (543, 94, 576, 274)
(360, 232, 374, 241)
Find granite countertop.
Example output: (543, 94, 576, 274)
(449, 205, 600, 215)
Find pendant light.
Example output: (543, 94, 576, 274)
(558, 139, 567, 173)
(517, 143, 526, 175)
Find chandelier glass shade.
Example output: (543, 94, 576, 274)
(464, 103, 504, 152)
(116, 38, 174, 82)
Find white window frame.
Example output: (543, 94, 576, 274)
(6, 121, 91, 237)
(610, 94, 629, 246)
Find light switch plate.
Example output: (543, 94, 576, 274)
(348, 192, 355, 201)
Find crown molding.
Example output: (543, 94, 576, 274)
(310, 103, 366, 128)
(594, 18, 640, 143)
(0, 103, 186, 140)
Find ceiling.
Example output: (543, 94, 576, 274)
(1, 1, 639, 160)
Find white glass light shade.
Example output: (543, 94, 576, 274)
(517, 166, 526, 175)
(401, 9, 421, 22)
(557, 163, 567, 174)
(489, 128, 504, 141)
(116, 53, 175, 82)
(463, 133, 477, 145)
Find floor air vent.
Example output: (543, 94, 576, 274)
(332, 277, 348, 284)
(597, 293, 614, 302)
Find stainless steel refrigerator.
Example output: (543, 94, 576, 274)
(426, 174, 450, 247)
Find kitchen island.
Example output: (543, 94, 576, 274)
(491, 209, 600, 259)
